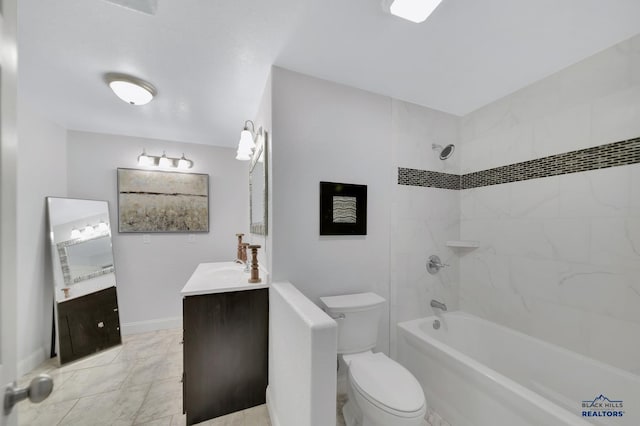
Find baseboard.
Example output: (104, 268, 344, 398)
(266, 386, 281, 426)
(18, 347, 47, 376)
(120, 316, 182, 335)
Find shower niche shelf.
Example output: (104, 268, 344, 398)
(446, 240, 480, 248)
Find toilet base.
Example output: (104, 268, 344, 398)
(342, 396, 428, 426)
(342, 400, 359, 426)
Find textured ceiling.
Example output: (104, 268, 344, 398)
(18, 0, 640, 147)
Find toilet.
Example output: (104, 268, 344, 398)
(320, 293, 427, 426)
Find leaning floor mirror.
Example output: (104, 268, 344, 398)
(47, 197, 122, 365)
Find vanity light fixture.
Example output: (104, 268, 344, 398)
(70, 228, 82, 239)
(384, 0, 444, 23)
(136, 149, 194, 169)
(236, 120, 262, 161)
(83, 224, 95, 237)
(105, 72, 157, 106)
(96, 221, 110, 233)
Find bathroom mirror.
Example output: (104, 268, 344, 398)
(47, 197, 122, 364)
(249, 130, 268, 235)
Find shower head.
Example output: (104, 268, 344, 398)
(432, 143, 455, 160)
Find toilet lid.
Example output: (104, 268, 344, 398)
(348, 353, 425, 414)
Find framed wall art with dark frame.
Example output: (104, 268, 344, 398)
(319, 181, 367, 236)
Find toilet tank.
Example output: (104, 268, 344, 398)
(319, 292, 386, 354)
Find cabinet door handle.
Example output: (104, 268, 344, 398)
(97, 322, 104, 328)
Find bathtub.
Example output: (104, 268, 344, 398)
(397, 312, 640, 426)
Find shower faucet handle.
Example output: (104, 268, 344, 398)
(427, 255, 449, 274)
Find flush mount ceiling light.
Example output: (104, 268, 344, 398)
(105, 72, 157, 105)
(136, 149, 193, 169)
(383, 0, 444, 23)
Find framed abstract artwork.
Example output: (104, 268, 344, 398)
(319, 181, 367, 236)
(117, 168, 209, 233)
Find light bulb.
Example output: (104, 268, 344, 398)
(70, 228, 82, 239)
(159, 151, 172, 168)
(239, 129, 256, 151)
(235, 149, 251, 161)
(389, 0, 443, 23)
(108, 80, 155, 105)
(178, 154, 192, 169)
(138, 150, 153, 166)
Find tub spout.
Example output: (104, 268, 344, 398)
(430, 299, 447, 311)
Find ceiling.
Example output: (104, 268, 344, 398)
(19, 0, 640, 148)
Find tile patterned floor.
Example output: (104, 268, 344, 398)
(17, 329, 271, 426)
(18, 328, 349, 426)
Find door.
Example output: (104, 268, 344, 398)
(1, 0, 19, 425)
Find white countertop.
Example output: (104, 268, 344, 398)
(181, 261, 269, 297)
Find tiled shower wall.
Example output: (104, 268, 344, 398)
(459, 34, 640, 373)
(390, 100, 460, 358)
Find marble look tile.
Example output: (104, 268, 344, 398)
(59, 345, 122, 373)
(135, 417, 172, 426)
(509, 74, 563, 126)
(134, 377, 182, 424)
(590, 217, 640, 268)
(59, 383, 150, 426)
(509, 176, 560, 219)
(559, 165, 631, 218)
(43, 361, 132, 405)
(631, 164, 640, 217)
(153, 351, 183, 382)
(123, 355, 165, 387)
(391, 99, 460, 174)
(632, 34, 640, 86)
(202, 411, 244, 426)
(170, 414, 186, 426)
(242, 405, 271, 426)
(116, 334, 174, 362)
(18, 399, 78, 426)
(532, 103, 591, 158)
(556, 263, 630, 319)
(591, 86, 640, 146)
(541, 218, 590, 263)
(559, 39, 632, 109)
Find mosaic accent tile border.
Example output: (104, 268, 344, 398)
(398, 137, 640, 190)
(398, 168, 461, 190)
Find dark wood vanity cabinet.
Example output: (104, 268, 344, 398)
(56, 286, 121, 364)
(183, 288, 269, 425)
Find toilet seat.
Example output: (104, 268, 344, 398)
(347, 352, 425, 418)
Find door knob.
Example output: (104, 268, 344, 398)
(3, 374, 53, 414)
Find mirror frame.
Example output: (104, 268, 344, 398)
(249, 129, 268, 235)
(56, 234, 115, 286)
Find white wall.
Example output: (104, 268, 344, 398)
(17, 104, 67, 375)
(66, 130, 249, 333)
(459, 34, 640, 373)
(389, 100, 460, 357)
(267, 282, 337, 426)
(271, 67, 393, 354)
